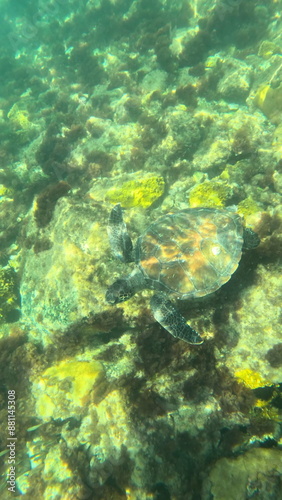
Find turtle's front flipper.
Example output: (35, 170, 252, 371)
(150, 294, 203, 345)
(243, 227, 260, 250)
(107, 204, 134, 262)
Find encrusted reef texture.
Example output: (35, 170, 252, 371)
(0, 0, 281, 498)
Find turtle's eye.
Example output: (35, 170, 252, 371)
(106, 279, 131, 304)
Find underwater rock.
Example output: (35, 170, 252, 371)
(75, 361, 221, 496)
(225, 263, 282, 385)
(192, 136, 232, 173)
(192, 108, 274, 175)
(217, 58, 252, 103)
(258, 40, 282, 59)
(6, 100, 38, 145)
(80, 389, 137, 487)
(33, 357, 104, 421)
(20, 197, 111, 343)
(0, 184, 12, 199)
(272, 123, 282, 163)
(162, 107, 202, 161)
(42, 444, 86, 500)
(16, 439, 90, 498)
(86, 115, 110, 137)
(140, 69, 168, 94)
(203, 448, 282, 500)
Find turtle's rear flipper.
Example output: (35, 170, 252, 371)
(150, 294, 203, 345)
(107, 204, 134, 262)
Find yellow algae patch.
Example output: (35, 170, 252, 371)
(235, 369, 281, 421)
(7, 103, 32, 131)
(36, 393, 56, 420)
(35, 359, 104, 420)
(43, 359, 103, 401)
(254, 83, 282, 124)
(235, 368, 273, 390)
(105, 175, 165, 208)
(0, 184, 13, 198)
(237, 197, 261, 218)
(189, 180, 230, 208)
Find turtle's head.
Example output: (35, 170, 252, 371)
(106, 279, 134, 304)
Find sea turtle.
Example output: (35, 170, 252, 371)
(106, 204, 260, 344)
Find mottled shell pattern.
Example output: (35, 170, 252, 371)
(136, 208, 244, 298)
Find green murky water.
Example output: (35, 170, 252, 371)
(0, 1, 281, 498)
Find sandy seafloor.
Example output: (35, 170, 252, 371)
(0, 0, 282, 498)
